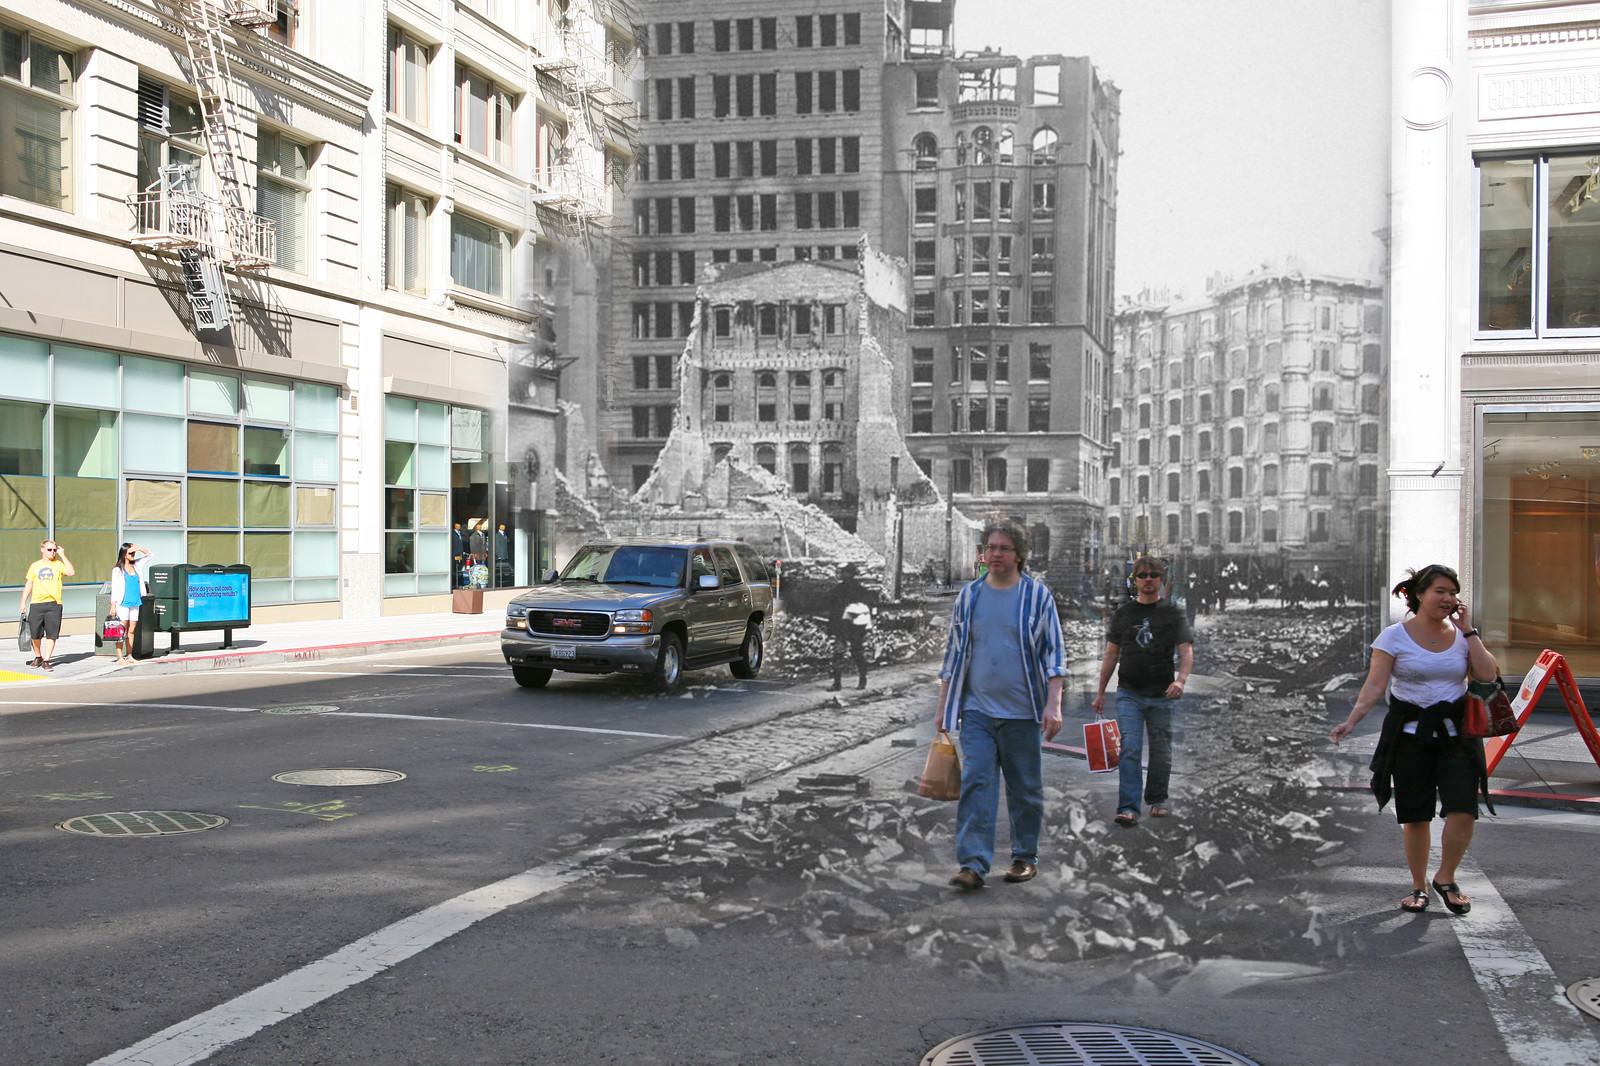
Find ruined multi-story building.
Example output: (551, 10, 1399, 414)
(883, 49, 1119, 577)
(608, 1, 955, 493)
(1109, 270, 1386, 596)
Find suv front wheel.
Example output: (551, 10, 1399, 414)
(652, 632, 684, 692)
(730, 622, 763, 679)
(513, 665, 552, 689)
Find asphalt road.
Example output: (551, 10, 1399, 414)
(3, 642, 1599, 1066)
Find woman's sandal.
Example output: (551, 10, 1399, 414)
(1114, 811, 1138, 828)
(1400, 889, 1429, 912)
(1432, 879, 1471, 915)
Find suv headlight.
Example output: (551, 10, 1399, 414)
(612, 608, 652, 635)
(507, 605, 528, 629)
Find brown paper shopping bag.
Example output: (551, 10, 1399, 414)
(917, 730, 962, 801)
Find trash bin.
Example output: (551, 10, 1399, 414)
(94, 583, 117, 656)
(132, 600, 156, 660)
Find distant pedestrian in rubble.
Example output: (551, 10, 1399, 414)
(826, 563, 876, 691)
(1093, 555, 1194, 828)
(937, 520, 1067, 890)
(1330, 564, 1498, 916)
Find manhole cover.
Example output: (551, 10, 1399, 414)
(272, 768, 406, 786)
(261, 704, 339, 715)
(921, 1023, 1262, 1066)
(57, 811, 228, 837)
(1569, 978, 1600, 1021)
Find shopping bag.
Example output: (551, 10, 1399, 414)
(102, 616, 126, 643)
(17, 613, 30, 654)
(1084, 717, 1121, 773)
(917, 730, 962, 801)
(1464, 676, 1518, 738)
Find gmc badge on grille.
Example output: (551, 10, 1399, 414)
(553, 618, 582, 628)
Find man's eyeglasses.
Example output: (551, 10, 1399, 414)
(1133, 572, 1162, 579)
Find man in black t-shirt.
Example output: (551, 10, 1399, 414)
(1092, 556, 1195, 827)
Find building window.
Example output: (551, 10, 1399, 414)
(912, 346, 934, 384)
(986, 458, 1007, 494)
(1028, 397, 1049, 433)
(789, 443, 810, 494)
(821, 442, 843, 495)
(136, 76, 204, 221)
(386, 184, 430, 294)
(450, 213, 511, 298)
(1032, 180, 1056, 217)
(911, 395, 932, 433)
(1263, 464, 1278, 496)
(1477, 153, 1600, 334)
(257, 130, 312, 273)
(454, 65, 513, 165)
(1029, 288, 1054, 324)
(1027, 458, 1049, 493)
(1168, 472, 1181, 502)
(1, 27, 75, 210)
(1310, 465, 1331, 495)
(387, 26, 429, 123)
(914, 186, 936, 224)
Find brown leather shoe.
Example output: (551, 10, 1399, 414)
(1002, 860, 1037, 883)
(948, 868, 985, 890)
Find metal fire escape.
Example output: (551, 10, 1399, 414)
(127, 1, 278, 330)
(532, 1, 639, 242)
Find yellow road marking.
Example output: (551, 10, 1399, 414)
(0, 670, 43, 683)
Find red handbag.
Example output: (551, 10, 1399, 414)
(1464, 677, 1518, 738)
(102, 615, 126, 642)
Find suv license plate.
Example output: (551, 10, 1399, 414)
(551, 644, 577, 660)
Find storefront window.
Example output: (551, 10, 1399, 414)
(1478, 154, 1600, 334)
(1480, 409, 1600, 677)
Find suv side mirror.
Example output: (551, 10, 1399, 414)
(545, 569, 560, 583)
(696, 574, 719, 591)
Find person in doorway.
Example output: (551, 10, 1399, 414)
(827, 563, 876, 691)
(496, 523, 512, 586)
(1093, 555, 1194, 827)
(109, 542, 151, 665)
(20, 539, 74, 671)
(452, 523, 466, 588)
(1330, 564, 1498, 915)
(936, 520, 1067, 890)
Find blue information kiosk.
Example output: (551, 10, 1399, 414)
(148, 563, 252, 651)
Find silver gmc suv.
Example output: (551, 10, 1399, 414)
(501, 539, 776, 691)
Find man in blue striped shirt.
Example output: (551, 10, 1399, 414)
(936, 519, 1068, 890)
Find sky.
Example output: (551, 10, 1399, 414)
(952, 0, 1391, 301)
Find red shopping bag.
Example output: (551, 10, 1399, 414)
(1084, 717, 1121, 773)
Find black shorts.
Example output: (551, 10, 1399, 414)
(27, 601, 63, 641)
(1390, 729, 1479, 824)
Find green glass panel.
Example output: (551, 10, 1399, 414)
(123, 355, 184, 415)
(121, 528, 184, 566)
(243, 426, 290, 477)
(54, 408, 118, 477)
(293, 531, 338, 576)
(417, 402, 448, 444)
(243, 481, 290, 527)
(54, 529, 117, 582)
(243, 533, 290, 578)
(418, 530, 449, 574)
(188, 479, 239, 526)
(0, 474, 47, 527)
(52, 346, 120, 408)
(189, 371, 239, 417)
(293, 578, 338, 602)
(384, 395, 416, 441)
(251, 579, 292, 605)
(385, 440, 415, 486)
(0, 334, 48, 401)
(383, 573, 417, 595)
(293, 432, 337, 482)
(123, 414, 185, 474)
(417, 444, 447, 489)
(187, 531, 239, 566)
(0, 399, 45, 475)
(294, 382, 338, 432)
(418, 572, 448, 594)
(0, 528, 46, 575)
(54, 477, 116, 529)
(243, 378, 291, 422)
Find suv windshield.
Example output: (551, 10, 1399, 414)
(560, 545, 688, 588)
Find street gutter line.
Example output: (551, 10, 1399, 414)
(1452, 857, 1600, 1066)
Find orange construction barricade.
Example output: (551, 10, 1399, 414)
(1488, 649, 1600, 775)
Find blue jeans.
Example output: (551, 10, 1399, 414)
(1116, 691, 1175, 816)
(955, 711, 1044, 877)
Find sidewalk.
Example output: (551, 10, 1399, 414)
(0, 609, 505, 686)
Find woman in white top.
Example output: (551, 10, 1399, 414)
(1330, 564, 1499, 915)
(108, 543, 150, 665)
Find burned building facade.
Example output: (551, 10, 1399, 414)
(1109, 271, 1386, 597)
(882, 51, 1120, 577)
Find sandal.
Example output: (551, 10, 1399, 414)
(1400, 889, 1429, 912)
(1149, 805, 1171, 817)
(1114, 811, 1138, 828)
(1432, 879, 1471, 915)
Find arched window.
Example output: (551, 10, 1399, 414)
(756, 372, 777, 421)
(997, 127, 1014, 164)
(711, 373, 733, 422)
(913, 133, 939, 169)
(972, 126, 993, 164)
(822, 368, 845, 420)
(1031, 127, 1058, 165)
(755, 443, 776, 473)
(821, 442, 844, 495)
(789, 442, 810, 493)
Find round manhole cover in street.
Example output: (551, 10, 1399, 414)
(261, 704, 339, 716)
(272, 768, 406, 786)
(921, 1023, 1262, 1066)
(57, 811, 228, 837)
(1568, 977, 1600, 1021)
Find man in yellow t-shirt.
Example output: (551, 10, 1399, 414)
(20, 539, 74, 671)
